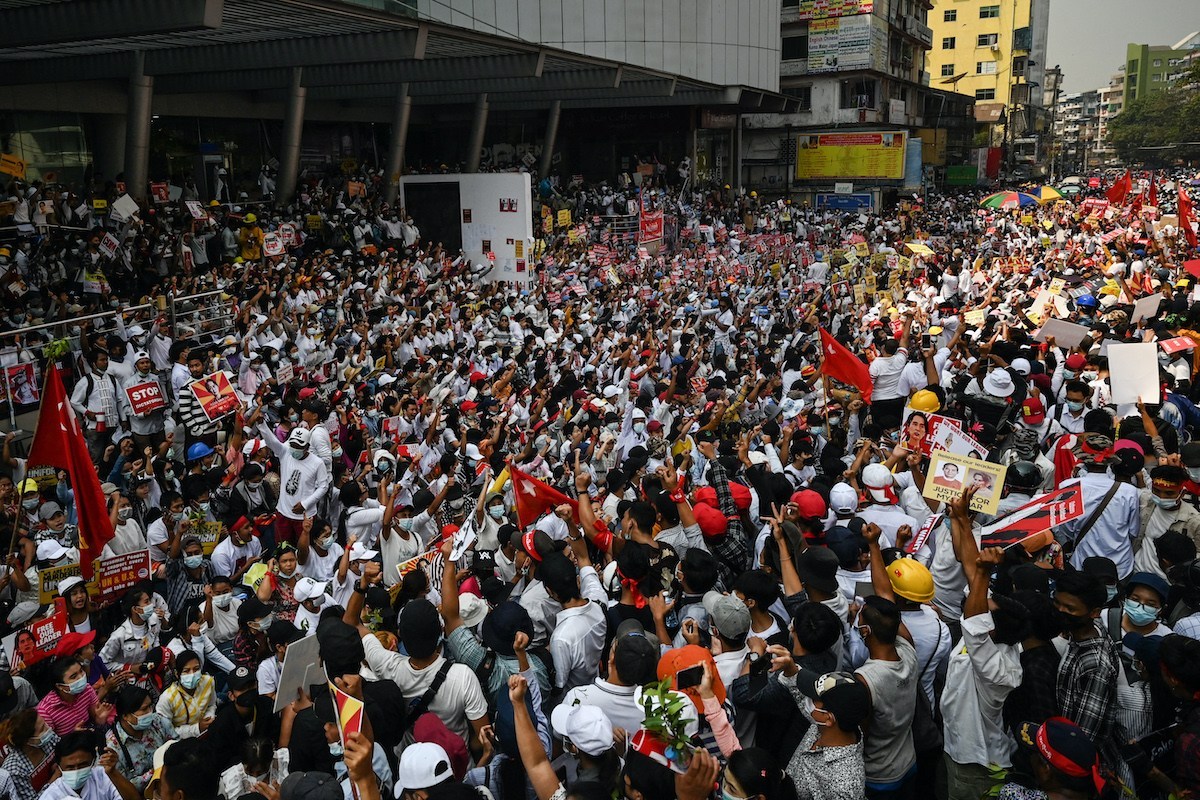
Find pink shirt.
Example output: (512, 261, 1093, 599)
(38, 684, 99, 735)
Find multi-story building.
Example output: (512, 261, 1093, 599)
(1094, 71, 1124, 167)
(1124, 33, 1200, 105)
(926, 0, 1050, 175)
(1053, 90, 1099, 174)
(737, 0, 977, 205)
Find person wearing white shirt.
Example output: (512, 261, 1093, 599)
(39, 736, 129, 800)
(544, 538, 609, 693)
(254, 424, 330, 546)
(940, 515, 1023, 799)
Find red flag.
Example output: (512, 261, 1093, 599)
(1148, 171, 1158, 208)
(28, 368, 113, 577)
(1106, 169, 1132, 206)
(508, 464, 578, 529)
(1180, 186, 1198, 249)
(818, 327, 874, 403)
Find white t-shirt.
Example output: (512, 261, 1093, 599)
(300, 542, 344, 582)
(361, 638, 489, 741)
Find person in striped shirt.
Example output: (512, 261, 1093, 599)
(36, 657, 110, 737)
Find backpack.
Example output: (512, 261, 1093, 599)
(1167, 392, 1200, 432)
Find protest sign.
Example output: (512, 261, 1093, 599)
(396, 549, 439, 582)
(900, 406, 959, 456)
(906, 513, 942, 555)
(125, 381, 166, 416)
(1106, 342, 1160, 405)
(5, 363, 39, 406)
(197, 521, 224, 555)
(930, 420, 990, 460)
(190, 371, 240, 422)
(963, 308, 986, 326)
(1033, 318, 1091, 349)
(1160, 337, 1196, 355)
(98, 233, 120, 259)
(1130, 294, 1163, 324)
(38, 562, 82, 604)
(6, 600, 68, 669)
(979, 485, 1083, 550)
(556, 209, 572, 227)
(273, 633, 321, 713)
(185, 200, 208, 220)
(0, 153, 27, 179)
(93, 550, 152, 605)
(110, 193, 139, 223)
(263, 232, 284, 257)
(923, 451, 1006, 515)
(275, 362, 295, 385)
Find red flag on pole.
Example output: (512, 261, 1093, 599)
(818, 327, 874, 403)
(1180, 186, 1198, 249)
(1106, 169, 1132, 206)
(1147, 171, 1158, 208)
(508, 464, 578, 529)
(27, 368, 113, 577)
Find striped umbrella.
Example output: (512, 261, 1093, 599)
(1033, 186, 1063, 204)
(980, 191, 1040, 209)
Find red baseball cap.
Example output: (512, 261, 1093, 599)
(1065, 353, 1087, 370)
(55, 630, 97, 658)
(790, 489, 827, 519)
(1021, 395, 1046, 425)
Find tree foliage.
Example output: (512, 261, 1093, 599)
(1107, 61, 1200, 165)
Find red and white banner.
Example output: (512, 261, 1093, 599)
(125, 381, 165, 416)
(639, 211, 664, 244)
(263, 232, 284, 257)
(980, 485, 1084, 549)
(190, 371, 240, 422)
(93, 550, 152, 605)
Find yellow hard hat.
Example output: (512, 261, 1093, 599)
(909, 389, 940, 413)
(209, 200, 220, 207)
(750, 191, 758, 197)
(888, 558, 935, 603)
(244, 213, 257, 223)
(17, 478, 38, 495)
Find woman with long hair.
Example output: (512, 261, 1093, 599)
(155, 649, 216, 738)
(0, 708, 57, 800)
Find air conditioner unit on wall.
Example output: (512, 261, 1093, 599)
(990, 43, 1001, 52)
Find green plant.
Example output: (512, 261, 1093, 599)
(636, 679, 694, 767)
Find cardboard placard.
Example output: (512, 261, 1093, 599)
(185, 200, 208, 220)
(125, 381, 166, 416)
(93, 550, 152, 605)
(979, 484, 1084, 549)
(38, 562, 83, 604)
(922, 452, 1006, 515)
(930, 420, 990, 460)
(109, 193, 139, 223)
(263, 232, 284, 257)
(963, 308, 987, 326)
(1033, 318, 1091, 349)
(900, 407, 960, 457)
(189, 371, 240, 422)
(276, 362, 295, 385)
(1130, 294, 1163, 324)
(197, 521, 224, 556)
(1160, 337, 1196, 354)
(1107, 342, 1160, 405)
(273, 633, 322, 712)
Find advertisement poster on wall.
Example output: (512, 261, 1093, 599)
(796, 132, 906, 180)
(797, 0, 874, 19)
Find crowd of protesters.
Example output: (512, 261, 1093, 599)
(0, 161, 1197, 800)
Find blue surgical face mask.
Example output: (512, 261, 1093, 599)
(1124, 600, 1159, 626)
(328, 741, 344, 758)
(1151, 494, 1180, 509)
(633, 422, 646, 435)
(488, 505, 505, 520)
(64, 675, 89, 695)
(38, 729, 55, 748)
(1105, 585, 1119, 604)
(62, 765, 93, 791)
(132, 712, 156, 731)
(184, 554, 204, 569)
(1066, 400, 1085, 413)
(181, 671, 202, 690)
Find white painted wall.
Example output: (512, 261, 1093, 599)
(415, 0, 782, 91)
(399, 173, 534, 286)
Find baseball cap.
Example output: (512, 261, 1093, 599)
(1020, 395, 1046, 425)
(1015, 717, 1105, 795)
(226, 665, 256, 691)
(396, 742, 453, 791)
(551, 704, 615, 757)
(38, 501, 64, 520)
(702, 590, 751, 640)
(57, 576, 85, 596)
(790, 489, 827, 519)
(458, 593, 488, 628)
(861, 464, 897, 504)
(347, 542, 378, 562)
(1124, 571, 1170, 604)
(794, 547, 840, 595)
(16, 478, 38, 495)
(36, 540, 68, 562)
(657, 645, 725, 709)
(279, 771, 343, 800)
(54, 630, 97, 658)
(799, 671, 872, 729)
(1081, 556, 1119, 585)
(1065, 353, 1088, 370)
(829, 482, 859, 516)
(293, 577, 327, 604)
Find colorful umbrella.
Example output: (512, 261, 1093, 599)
(980, 191, 1040, 209)
(1033, 186, 1063, 204)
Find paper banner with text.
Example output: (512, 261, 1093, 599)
(930, 420, 990, 460)
(190, 371, 241, 422)
(38, 562, 83, 604)
(922, 451, 1006, 515)
(92, 550, 152, 605)
(979, 484, 1084, 549)
(125, 381, 166, 416)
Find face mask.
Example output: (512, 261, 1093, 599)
(1151, 494, 1181, 509)
(633, 422, 646, 435)
(253, 613, 275, 632)
(1056, 609, 1091, 633)
(398, 518, 415, 532)
(197, 502, 211, 515)
(288, 414, 299, 423)
(278, 567, 296, 580)
(64, 675, 89, 695)
(235, 691, 257, 708)
(309, 594, 326, 608)
(331, 447, 343, 458)
(62, 766, 93, 791)
(606, 423, 618, 433)
(488, 505, 505, 520)
(1188, 467, 1200, 484)
(1105, 585, 1119, 604)
(811, 426, 826, 437)
(131, 712, 155, 731)
(135, 605, 152, 621)
(1063, 369, 1077, 379)
(828, 416, 842, 427)
(328, 741, 344, 758)
(1066, 401, 1085, 413)
(290, 447, 307, 459)
(181, 672, 202, 690)
(316, 535, 333, 550)
(366, 408, 379, 418)
(118, 507, 133, 522)
(213, 593, 232, 609)
(1124, 600, 1159, 626)
(94, 365, 107, 375)
(172, 511, 186, 522)
(38, 729, 55, 748)
(184, 554, 204, 569)
(137, 369, 151, 379)
(721, 789, 747, 800)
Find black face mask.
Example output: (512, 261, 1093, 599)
(234, 690, 257, 709)
(1055, 609, 1091, 634)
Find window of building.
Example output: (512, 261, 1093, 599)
(782, 34, 808, 61)
(976, 61, 997, 75)
(941, 63, 956, 76)
(975, 88, 996, 100)
(840, 78, 876, 108)
(943, 9, 957, 21)
(782, 0, 800, 6)
(1153, 58, 1162, 67)
(783, 85, 812, 109)
(977, 33, 999, 47)
(979, 5, 1000, 18)
(1012, 56, 1026, 76)
(1152, 73, 1161, 81)
(942, 36, 956, 49)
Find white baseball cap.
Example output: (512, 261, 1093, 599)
(550, 703, 615, 757)
(395, 742, 453, 792)
(348, 542, 379, 562)
(293, 577, 327, 604)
